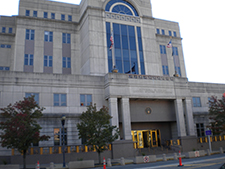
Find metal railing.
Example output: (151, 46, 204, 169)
(198, 135, 225, 143)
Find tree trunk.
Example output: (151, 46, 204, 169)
(98, 151, 101, 164)
(23, 150, 26, 169)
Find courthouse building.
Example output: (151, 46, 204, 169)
(0, 0, 225, 156)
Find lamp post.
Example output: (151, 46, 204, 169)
(61, 115, 66, 167)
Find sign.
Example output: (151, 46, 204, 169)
(143, 156, 149, 163)
(194, 151, 200, 157)
(205, 130, 211, 136)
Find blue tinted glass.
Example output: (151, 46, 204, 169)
(156, 29, 160, 34)
(61, 14, 65, 20)
(2, 27, 6, 33)
(63, 57, 66, 68)
(162, 29, 165, 35)
(137, 27, 141, 37)
(26, 29, 29, 40)
(169, 31, 172, 36)
(33, 11, 37, 17)
(129, 37, 136, 50)
(68, 15, 72, 21)
(87, 95, 92, 106)
(31, 30, 35, 40)
(8, 28, 13, 33)
(54, 94, 59, 106)
(121, 25, 127, 35)
(44, 56, 47, 66)
(7, 45, 11, 48)
(113, 24, 120, 35)
(122, 35, 128, 49)
(67, 34, 71, 44)
(26, 10, 30, 16)
(49, 32, 53, 42)
(128, 26, 135, 36)
(30, 55, 33, 65)
(1, 44, 4, 48)
(124, 60, 130, 73)
(24, 54, 28, 65)
(114, 35, 121, 48)
(51, 13, 55, 19)
(49, 56, 53, 67)
(61, 94, 66, 106)
(44, 12, 48, 18)
(174, 31, 177, 37)
(80, 94, 85, 106)
(0, 67, 3, 70)
(67, 58, 71, 68)
(140, 62, 145, 75)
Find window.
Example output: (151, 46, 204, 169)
(156, 29, 160, 34)
(62, 33, 71, 44)
(25, 93, 39, 105)
(54, 128, 67, 146)
(61, 14, 65, 20)
(162, 65, 169, 75)
(33, 11, 37, 17)
(0, 67, 10, 71)
(160, 45, 166, 54)
(54, 94, 67, 106)
(44, 56, 53, 67)
(80, 94, 92, 106)
(1, 44, 11, 48)
(193, 97, 201, 107)
(168, 30, 172, 36)
(44, 12, 48, 18)
(68, 15, 72, 21)
(175, 66, 181, 76)
(196, 123, 205, 137)
(2, 27, 6, 33)
(62, 57, 71, 68)
(172, 47, 178, 56)
(44, 31, 53, 42)
(51, 13, 55, 19)
(173, 31, 177, 37)
(8, 28, 13, 33)
(161, 29, 165, 35)
(26, 29, 35, 40)
(25, 10, 30, 16)
(24, 54, 34, 66)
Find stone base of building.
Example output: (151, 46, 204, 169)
(111, 140, 135, 159)
(180, 136, 198, 152)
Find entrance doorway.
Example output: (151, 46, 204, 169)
(131, 129, 161, 148)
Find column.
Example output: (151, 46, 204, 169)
(108, 98, 119, 136)
(174, 99, 187, 137)
(184, 99, 195, 136)
(121, 98, 132, 140)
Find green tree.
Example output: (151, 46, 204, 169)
(0, 96, 50, 169)
(77, 104, 119, 164)
(208, 96, 225, 135)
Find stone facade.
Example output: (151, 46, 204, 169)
(0, 0, 225, 156)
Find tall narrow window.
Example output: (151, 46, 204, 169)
(156, 29, 160, 34)
(196, 123, 205, 137)
(160, 45, 169, 76)
(68, 15, 72, 21)
(2, 27, 6, 33)
(168, 30, 172, 36)
(161, 29, 165, 35)
(61, 14, 65, 21)
(26, 29, 35, 40)
(51, 13, 55, 19)
(44, 12, 48, 18)
(172, 46, 181, 76)
(24, 54, 34, 66)
(62, 33, 71, 44)
(173, 31, 177, 37)
(193, 97, 201, 107)
(25, 10, 30, 16)
(54, 128, 67, 146)
(44, 31, 53, 42)
(44, 56, 53, 67)
(33, 11, 37, 17)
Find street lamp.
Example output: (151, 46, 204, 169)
(61, 115, 66, 167)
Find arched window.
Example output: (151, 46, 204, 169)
(105, 0, 138, 16)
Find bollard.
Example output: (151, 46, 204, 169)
(107, 158, 112, 167)
(120, 157, 125, 166)
(178, 151, 183, 167)
(220, 147, 224, 154)
(36, 161, 40, 169)
(174, 153, 178, 160)
(50, 162, 54, 169)
(207, 149, 211, 156)
(163, 154, 167, 161)
(103, 157, 106, 169)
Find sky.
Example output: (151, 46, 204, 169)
(0, 0, 224, 84)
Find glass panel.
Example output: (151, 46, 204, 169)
(54, 94, 59, 106)
(80, 94, 85, 106)
(61, 94, 67, 106)
(54, 128, 60, 146)
(87, 95, 92, 106)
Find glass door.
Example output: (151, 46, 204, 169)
(151, 130, 158, 147)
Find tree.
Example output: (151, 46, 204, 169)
(208, 95, 225, 135)
(77, 104, 119, 164)
(0, 96, 50, 169)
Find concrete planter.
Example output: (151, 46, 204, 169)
(185, 150, 205, 158)
(133, 155, 156, 164)
(68, 160, 94, 169)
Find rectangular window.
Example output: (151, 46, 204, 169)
(196, 123, 205, 137)
(160, 45, 166, 54)
(2, 27, 6, 33)
(44, 55, 53, 67)
(44, 12, 48, 18)
(61, 14, 65, 20)
(193, 97, 201, 107)
(51, 13, 55, 19)
(173, 31, 177, 37)
(54, 128, 67, 146)
(25, 93, 39, 105)
(62, 57, 71, 68)
(33, 11, 37, 17)
(25, 10, 30, 16)
(156, 28, 160, 34)
(68, 15, 72, 21)
(8, 27, 13, 33)
(62, 33, 71, 44)
(24, 54, 34, 66)
(26, 29, 35, 40)
(0, 67, 10, 71)
(80, 94, 92, 106)
(1, 44, 11, 48)
(161, 29, 165, 35)
(172, 47, 178, 56)
(175, 66, 181, 76)
(169, 30, 172, 36)
(162, 65, 169, 75)
(54, 94, 67, 106)
(44, 31, 53, 42)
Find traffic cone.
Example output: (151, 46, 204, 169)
(36, 160, 40, 169)
(103, 157, 106, 169)
(178, 151, 183, 167)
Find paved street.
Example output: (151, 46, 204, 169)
(92, 154, 225, 169)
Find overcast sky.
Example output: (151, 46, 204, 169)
(0, 0, 224, 84)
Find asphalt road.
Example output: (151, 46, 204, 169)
(92, 154, 225, 169)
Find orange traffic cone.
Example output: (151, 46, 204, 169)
(36, 160, 40, 169)
(178, 151, 183, 167)
(103, 157, 106, 169)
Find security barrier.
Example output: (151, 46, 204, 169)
(11, 144, 111, 156)
(197, 135, 225, 143)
